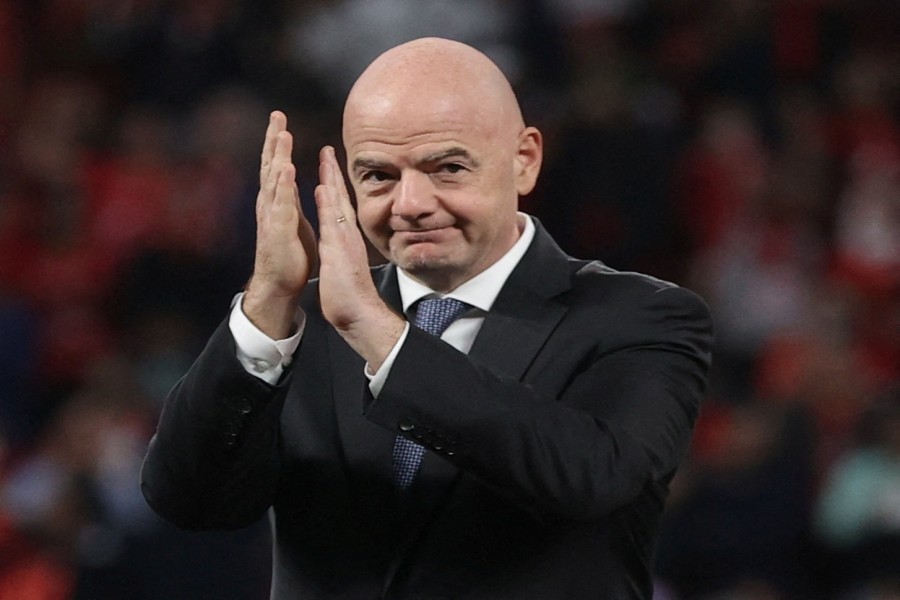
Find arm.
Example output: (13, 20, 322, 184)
(140, 319, 292, 530)
(309, 145, 712, 521)
(366, 282, 713, 520)
(141, 112, 317, 529)
(243, 111, 317, 338)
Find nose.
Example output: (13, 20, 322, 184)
(392, 170, 436, 220)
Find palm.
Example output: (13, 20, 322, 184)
(242, 112, 317, 338)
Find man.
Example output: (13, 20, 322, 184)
(141, 38, 713, 599)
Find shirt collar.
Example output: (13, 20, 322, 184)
(397, 213, 535, 313)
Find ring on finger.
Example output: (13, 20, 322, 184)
(336, 216, 347, 223)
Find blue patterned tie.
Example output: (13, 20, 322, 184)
(392, 297, 470, 490)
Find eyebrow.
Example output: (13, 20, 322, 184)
(351, 147, 480, 173)
(352, 157, 391, 173)
(420, 147, 479, 168)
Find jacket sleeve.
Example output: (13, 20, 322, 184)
(140, 320, 290, 530)
(363, 283, 713, 521)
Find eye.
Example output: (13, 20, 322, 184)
(360, 170, 392, 183)
(438, 163, 466, 174)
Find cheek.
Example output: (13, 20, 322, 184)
(458, 189, 514, 233)
(356, 200, 390, 245)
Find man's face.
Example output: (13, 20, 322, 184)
(343, 93, 527, 292)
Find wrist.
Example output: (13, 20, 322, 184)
(242, 283, 302, 340)
(334, 302, 406, 372)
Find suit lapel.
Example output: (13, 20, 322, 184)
(386, 222, 575, 576)
(333, 225, 576, 592)
(466, 220, 573, 380)
(372, 220, 573, 385)
(331, 266, 404, 510)
(413, 222, 572, 486)
(334, 223, 573, 481)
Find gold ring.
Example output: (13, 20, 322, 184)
(336, 216, 347, 223)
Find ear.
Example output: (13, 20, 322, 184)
(513, 127, 543, 196)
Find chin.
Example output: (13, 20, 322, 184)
(398, 255, 444, 274)
(394, 246, 441, 271)
(396, 252, 455, 277)
(393, 243, 476, 283)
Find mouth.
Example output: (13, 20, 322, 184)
(392, 226, 454, 243)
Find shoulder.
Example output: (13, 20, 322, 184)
(571, 260, 677, 292)
(527, 219, 706, 308)
(558, 260, 714, 363)
(567, 260, 709, 317)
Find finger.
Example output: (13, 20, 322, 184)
(265, 130, 294, 197)
(259, 111, 287, 186)
(259, 164, 297, 234)
(314, 177, 343, 234)
(257, 131, 294, 221)
(273, 163, 311, 229)
(315, 154, 343, 228)
(319, 146, 356, 221)
(274, 163, 298, 211)
(329, 147, 356, 220)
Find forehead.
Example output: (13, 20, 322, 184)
(343, 90, 501, 159)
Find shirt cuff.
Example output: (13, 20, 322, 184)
(365, 322, 410, 397)
(228, 292, 305, 385)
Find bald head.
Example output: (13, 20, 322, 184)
(341, 38, 543, 292)
(343, 38, 524, 146)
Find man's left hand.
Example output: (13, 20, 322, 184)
(314, 146, 406, 370)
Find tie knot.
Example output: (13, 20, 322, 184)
(414, 297, 470, 337)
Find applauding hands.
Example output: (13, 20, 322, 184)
(244, 111, 404, 369)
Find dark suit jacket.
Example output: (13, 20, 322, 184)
(141, 221, 713, 599)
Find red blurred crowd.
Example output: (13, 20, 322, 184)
(0, 1, 897, 599)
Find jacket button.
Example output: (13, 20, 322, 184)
(238, 398, 253, 414)
(398, 419, 415, 432)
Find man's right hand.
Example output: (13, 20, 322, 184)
(243, 111, 318, 339)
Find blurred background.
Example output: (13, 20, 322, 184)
(0, 0, 897, 598)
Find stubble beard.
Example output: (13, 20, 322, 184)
(394, 244, 465, 292)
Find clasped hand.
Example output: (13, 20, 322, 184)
(243, 111, 404, 371)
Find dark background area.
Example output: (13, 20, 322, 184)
(0, 1, 898, 598)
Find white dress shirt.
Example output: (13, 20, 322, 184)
(229, 214, 535, 393)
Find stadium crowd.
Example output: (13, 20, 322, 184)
(0, 1, 897, 598)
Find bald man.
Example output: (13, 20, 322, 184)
(142, 38, 713, 599)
